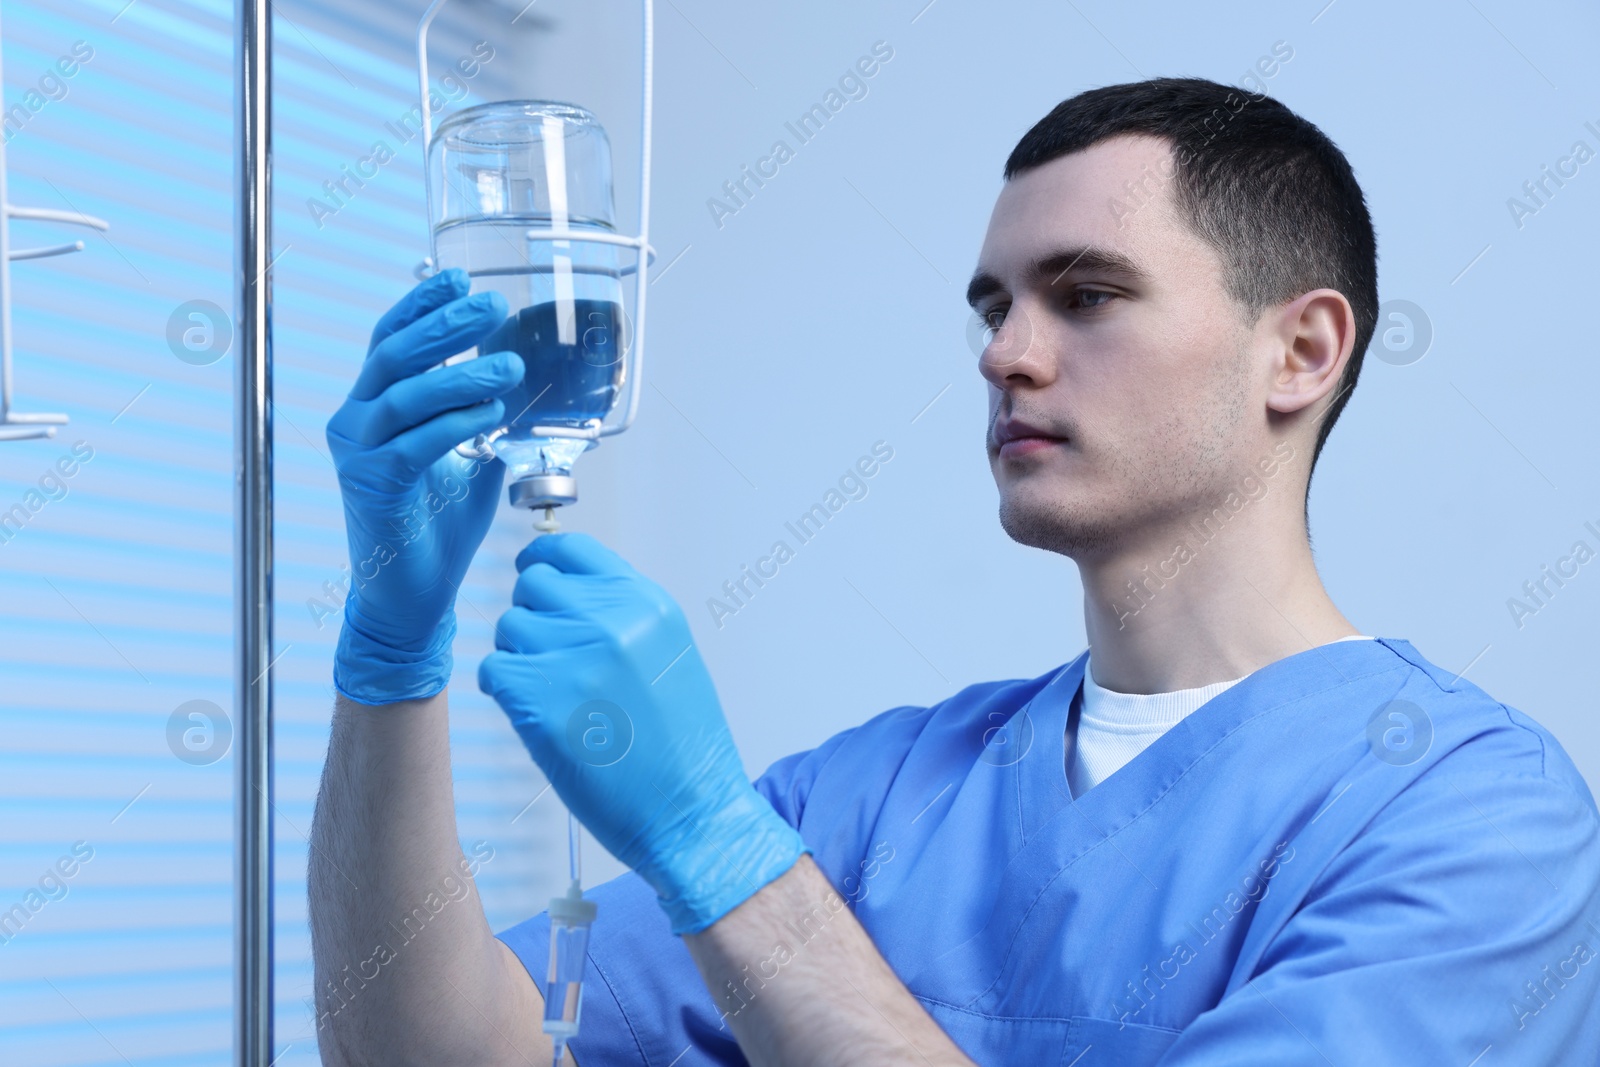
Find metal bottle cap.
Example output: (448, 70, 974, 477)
(509, 473, 578, 510)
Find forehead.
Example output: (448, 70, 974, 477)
(975, 133, 1208, 290)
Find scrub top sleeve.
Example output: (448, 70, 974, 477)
(753, 702, 948, 834)
(749, 721, 865, 827)
(1155, 763, 1600, 1067)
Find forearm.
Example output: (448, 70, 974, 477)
(308, 688, 547, 1067)
(683, 855, 976, 1067)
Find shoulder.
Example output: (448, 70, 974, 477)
(753, 661, 1075, 826)
(1372, 636, 1596, 811)
(1288, 639, 1600, 932)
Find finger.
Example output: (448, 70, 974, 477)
(352, 290, 509, 402)
(374, 397, 506, 481)
(514, 532, 634, 577)
(358, 352, 524, 446)
(369, 268, 469, 352)
(479, 646, 567, 702)
(512, 561, 597, 613)
(354, 291, 507, 401)
(478, 649, 549, 712)
(492, 606, 589, 655)
(478, 652, 574, 774)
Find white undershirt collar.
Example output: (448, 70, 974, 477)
(1068, 636, 1374, 795)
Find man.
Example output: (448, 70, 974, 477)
(309, 77, 1600, 1065)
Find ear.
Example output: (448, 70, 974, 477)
(1265, 288, 1356, 418)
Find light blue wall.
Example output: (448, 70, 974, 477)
(0, 0, 1595, 1062)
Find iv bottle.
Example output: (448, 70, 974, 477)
(428, 101, 628, 510)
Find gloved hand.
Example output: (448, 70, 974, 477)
(326, 269, 525, 706)
(477, 533, 809, 934)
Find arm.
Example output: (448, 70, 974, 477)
(683, 855, 975, 1067)
(477, 534, 975, 1066)
(309, 689, 553, 1067)
(310, 270, 559, 1066)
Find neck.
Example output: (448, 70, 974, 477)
(1078, 494, 1359, 694)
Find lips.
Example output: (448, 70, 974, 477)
(997, 435, 1063, 459)
(993, 417, 1067, 453)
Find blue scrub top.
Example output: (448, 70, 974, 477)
(497, 637, 1600, 1065)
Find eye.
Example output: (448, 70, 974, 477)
(980, 305, 1008, 329)
(1068, 288, 1118, 311)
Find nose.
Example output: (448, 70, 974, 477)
(976, 301, 1055, 390)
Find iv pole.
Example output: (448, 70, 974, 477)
(234, 0, 274, 1062)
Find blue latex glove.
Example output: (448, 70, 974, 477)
(326, 269, 525, 706)
(477, 533, 809, 934)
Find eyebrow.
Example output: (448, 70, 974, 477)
(965, 245, 1152, 309)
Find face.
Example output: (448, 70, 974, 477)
(970, 134, 1263, 562)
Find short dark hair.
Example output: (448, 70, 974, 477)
(1004, 76, 1378, 480)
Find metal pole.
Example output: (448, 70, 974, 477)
(234, 0, 274, 1062)
(0, 0, 15, 425)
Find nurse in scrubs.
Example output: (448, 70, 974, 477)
(308, 75, 1600, 1066)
